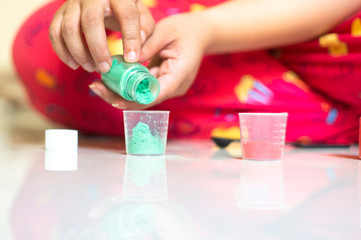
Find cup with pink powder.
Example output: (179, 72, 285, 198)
(238, 113, 288, 160)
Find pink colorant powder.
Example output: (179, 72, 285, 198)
(242, 140, 283, 160)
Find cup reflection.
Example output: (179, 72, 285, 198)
(44, 150, 78, 171)
(237, 160, 285, 209)
(122, 155, 168, 201)
(98, 203, 158, 240)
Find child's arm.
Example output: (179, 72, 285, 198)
(90, 0, 361, 109)
(200, 0, 361, 54)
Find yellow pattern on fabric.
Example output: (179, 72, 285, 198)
(142, 0, 156, 7)
(320, 102, 331, 112)
(107, 34, 123, 56)
(234, 75, 255, 103)
(190, 3, 206, 12)
(319, 33, 348, 56)
(36, 69, 56, 90)
(211, 126, 240, 139)
(296, 136, 312, 144)
(282, 71, 309, 92)
(351, 18, 361, 37)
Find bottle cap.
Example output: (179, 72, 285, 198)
(45, 129, 78, 151)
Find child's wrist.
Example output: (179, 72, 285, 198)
(189, 12, 214, 55)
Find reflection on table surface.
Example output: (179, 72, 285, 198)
(237, 160, 284, 210)
(122, 155, 168, 201)
(2, 139, 361, 239)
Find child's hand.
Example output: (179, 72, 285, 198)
(89, 13, 212, 109)
(49, 0, 154, 73)
(140, 13, 212, 104)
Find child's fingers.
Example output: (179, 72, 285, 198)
(149, 67, 160, 78)
(89, 81, 125, 106)
(151, 73, 176, 104)
(148, 60, 183, 103)
(137, 0, 155, 45)
(104, 1, 154, 45)
(89, 82, 149, 110)
(62, 2, 97, 72)
(49, 5, 79, 70)
(152, 57, 190, 101)
(81, 0, 111, 73)
(139, 22, 172, 62)
(111, 0, 141, 63)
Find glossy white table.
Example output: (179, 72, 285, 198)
(1, 135, 361, 240)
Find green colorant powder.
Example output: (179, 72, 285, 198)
(135, 79, 155, 104)
(128, 122, 164, 155)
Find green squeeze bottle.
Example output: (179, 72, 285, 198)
(101, 55, 160, 104)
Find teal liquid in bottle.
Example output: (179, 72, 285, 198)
(101, 55, 160, 104)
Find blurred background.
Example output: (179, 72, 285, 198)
(0, 3, 55, 238)
(0, 0, 46, 69)
(0, 0, 56, 136)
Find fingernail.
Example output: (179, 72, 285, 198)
(112, 103, 120, 108)
(68, 60, 79, 70)
(112, 102, 126, 109)
(89, 84, 102, 97)
(141, 30, 146, 44)
(98, 61, 110, 73)
(125, 51, 137, 62)
(83, 62, 96, 72)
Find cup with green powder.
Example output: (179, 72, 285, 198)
(123, 111, 170, 155)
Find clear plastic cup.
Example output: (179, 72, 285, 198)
(122, 155, 168, 201)
(123, 110, 170, 155)
(238, 113, 288, 160)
